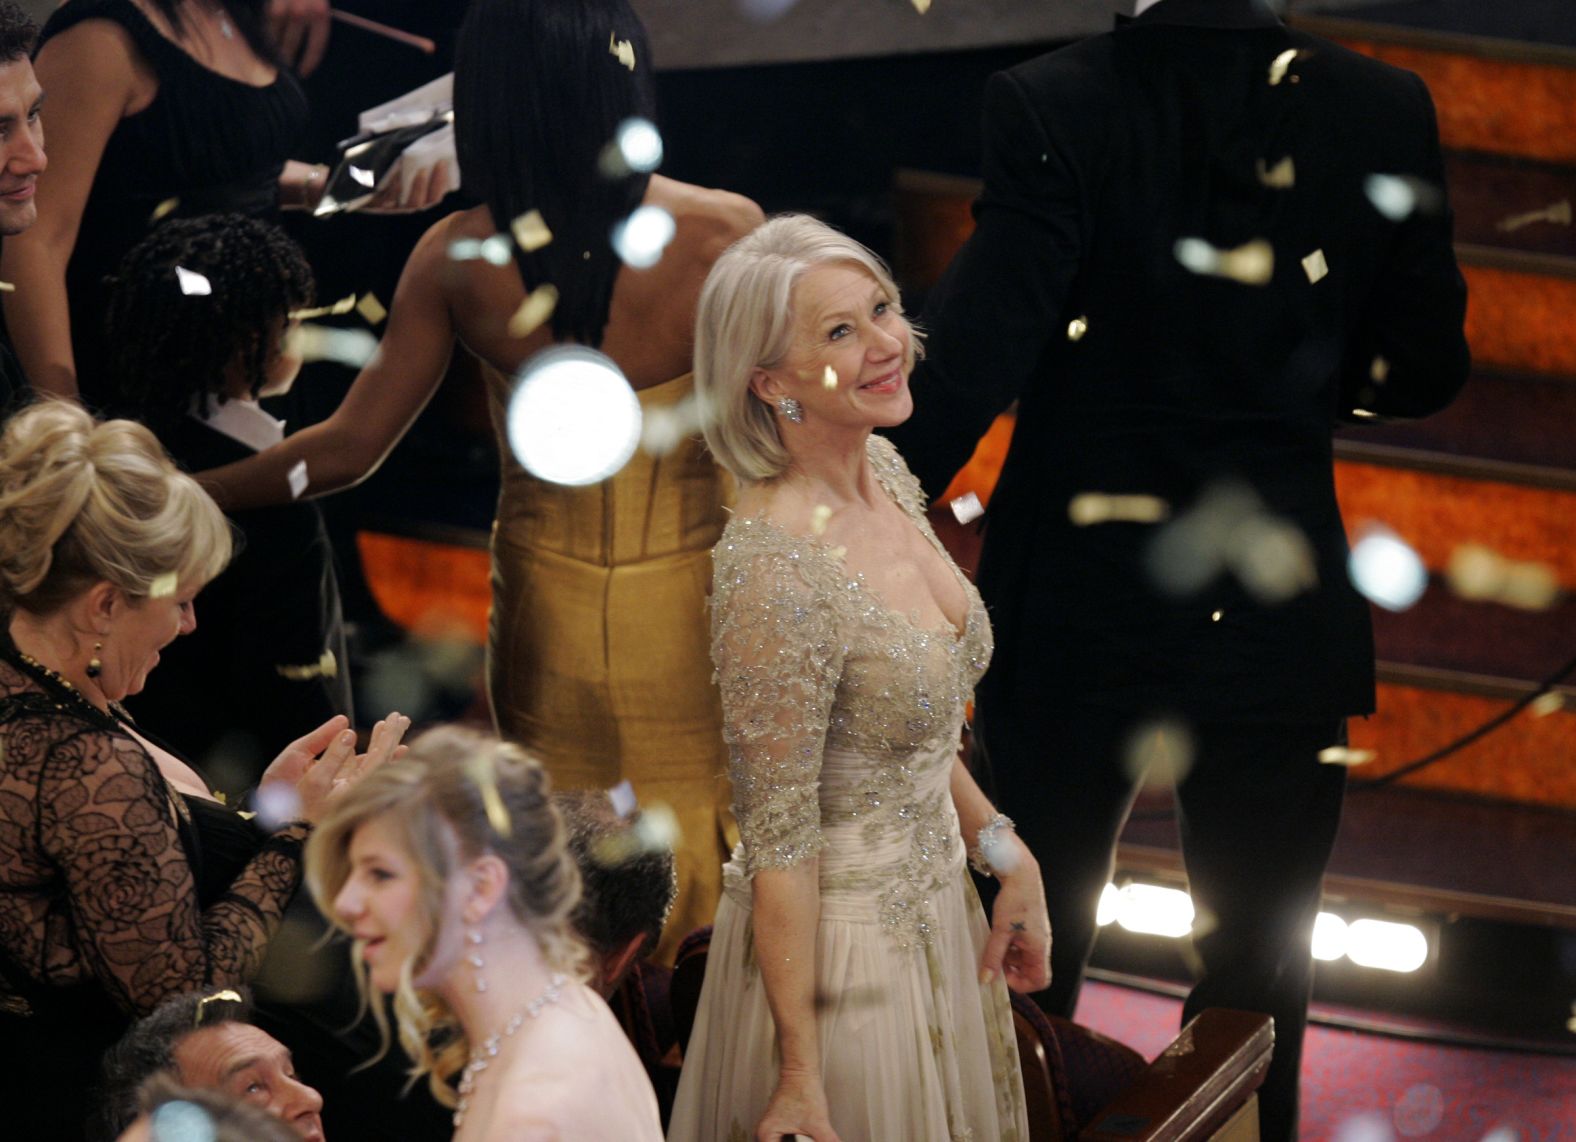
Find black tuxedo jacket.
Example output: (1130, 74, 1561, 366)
(887, 0, 1470, 723)
(125, 415, 352, 774)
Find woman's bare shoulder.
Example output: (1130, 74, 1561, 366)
(654, 177, 763, 254)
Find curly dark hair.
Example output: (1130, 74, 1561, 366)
(104, 214, 314, 431)
(0, 1, 37, 62)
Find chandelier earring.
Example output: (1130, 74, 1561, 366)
(86, 641, 104, 680)
(776, 396, 804, 425)
(466, 928, 488, 993)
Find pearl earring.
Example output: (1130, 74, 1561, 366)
(776, 396, 803, 424)
(86, 641, 104, 679)
(467, 928, 487, 993)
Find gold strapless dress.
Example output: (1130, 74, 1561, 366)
(483, 367, 733, 960)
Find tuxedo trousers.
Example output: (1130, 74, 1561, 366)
(975, 682, 1347, 1142)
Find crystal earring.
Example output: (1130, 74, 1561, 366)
(776, 396, 803, 424)
(466, 928, 487, 993)
(86, 641, 103, 679)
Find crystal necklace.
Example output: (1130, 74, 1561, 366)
(452, 973, 567, 1130)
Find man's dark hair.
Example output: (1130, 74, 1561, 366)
(103, 213, 314, 431)
(0, 1, 38, 62)
(556, 790, 678, 960)
(95, 987, 255, 1141)
(454, 0, 657, 348)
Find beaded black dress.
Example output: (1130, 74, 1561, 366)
(668, 437, 1026, 1142)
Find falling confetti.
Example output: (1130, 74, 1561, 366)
(1370, 356, 1390, 383)
(275, 649, 339, 681)
(356, 292, 388, 326)
(1318, 746, 1376, 767)
(1121, 717, 1196, 788)
(467, 754, 512, 837)
(254, 782, 304, 828)
(1174, 237, 1274, 285)
(1496, 199, 1571, 233)
(0, 281, 13, 293)
(511, 209, 553, 253)
(1068, 492, 1169, 526)
(1530, 692, 1565, 718)
(507, 283, 560, 339)
(1255, 156, 1296, 188)
(809, 504, 833, 535)
(288, 324, 378, 369)
(1066, 316, 1089, 341)
(287, 460, 310, 500)
(611, 205, 676, 269)
(1446, 544, 1560, 610)
(1301, 248, 1329, 284)
(950, 492, 984, 525)
(289, 294, 358, 321)
(449, 234, 515, 266)
(1145, 482, 1314, 603)
(607, 779, 638, 819)
(508, 346, 641, 486)
(599, 118, 664, 179)
(1348, 526, 1427, 611)
(911, 0, 931, 12)
(822, 365, 839, 390)
(640, 392, 702, 456)
(1267, 48, 1303, 86)
(1363, 174, 1443, 221)
(608, 32, 636, 71)
(149, 197, 180, 224)
(149, 572, 179, 599)
(175, 266, 212, 296)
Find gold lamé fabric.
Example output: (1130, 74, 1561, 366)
(482, 368, 734, 961)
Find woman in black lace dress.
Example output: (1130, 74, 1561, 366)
(0, 400, 405, 1137)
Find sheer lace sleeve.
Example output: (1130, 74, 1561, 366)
(35, 723, 305, 1015)
(711, 527, 845, 875)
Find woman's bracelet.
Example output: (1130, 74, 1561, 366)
(969, 812, 1017, 877)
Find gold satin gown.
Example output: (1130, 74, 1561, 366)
(483, 367, 733, 960)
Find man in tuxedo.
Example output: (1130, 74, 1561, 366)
(885, 1, 1469, 1136)
(0, 1, 45, 415)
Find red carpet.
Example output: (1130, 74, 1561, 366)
(1073, 980, 1576, 1141)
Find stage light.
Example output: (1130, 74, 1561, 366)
(1096, 883, 1123, 927)
(1311, 912, 1349, 961)
(1346, 918, 1429, 973)
(507, 347, 641, 486)
(1115, 883, 1195, 938)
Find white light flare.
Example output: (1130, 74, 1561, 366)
(507, 346, 642, 486)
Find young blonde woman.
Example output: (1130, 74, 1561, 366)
(307, 725, 663, 1141)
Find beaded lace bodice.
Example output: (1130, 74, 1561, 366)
(712, 435, 992, 949)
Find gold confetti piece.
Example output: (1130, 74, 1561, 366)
(609, 32, 636, 71)
(1496, 199, 1572, 233)
(150, 197, 180, 224)
(911, 0, 931, 11)
(507, 283, 559, 338)
(1302, 248, 1329, 284)
(175, 266, 212, 296)
(1318, 746, 1376, 767)
(1268, 48, 1300, 85)
(275, 649, 339, 681)
(1531, 692, 1566, 718)
(511, 209, 553, 253)
(1447, 544, 1560, 611)
(195, 989, 244, 1026)
(1349, 407, 1379, 419)
(149, 572, 179, 599)
(288, 293, 357, 321)
(0, 281, 15, 293)
(950, 491, 984, 525)
(1174, 237, 1274, 285)
(466, 754, 512, 837)
(1067, 316, 1089, 342)
(822, 365, 839, 390)
(1068, 492, 1170, 526)
(287, 459, 310, 500)
(1255, 156, 1296, 188)
(809, 504, 832, 535)
(355, 292, 388, 326)
(1370, 356, 1390, 383)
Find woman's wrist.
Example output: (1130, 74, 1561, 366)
(280, 161, 330, 212)
(968, 811, 1017, 877)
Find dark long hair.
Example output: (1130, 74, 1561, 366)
(148, 0, 277, 65)
(454, 0, 657, 348)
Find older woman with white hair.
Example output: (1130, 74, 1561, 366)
(669, 215, 1051, 1142)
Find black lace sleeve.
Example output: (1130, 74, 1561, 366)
(34, 722, 306, 1015)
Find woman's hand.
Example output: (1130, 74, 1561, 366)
(980, 838, 1052, 994)
(361, 159, 452, 215)
(259, 712, 410, 825)
(755, 1068, 843, 1142)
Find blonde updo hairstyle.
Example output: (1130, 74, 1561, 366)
(694, 213, 916, 483)
(305, 725, 589, 1107)
(0, 400, 231, 619)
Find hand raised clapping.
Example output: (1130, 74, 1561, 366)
(259, 712, 411, 826)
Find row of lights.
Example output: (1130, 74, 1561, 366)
(1096, 882, 1431, 973)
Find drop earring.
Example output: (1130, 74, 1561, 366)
(86, 641, 103, 679)
(467, 928, 487, 993)
(776, 396, 803, 424)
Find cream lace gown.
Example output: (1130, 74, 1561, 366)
(668, 436, 1026, 1142)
